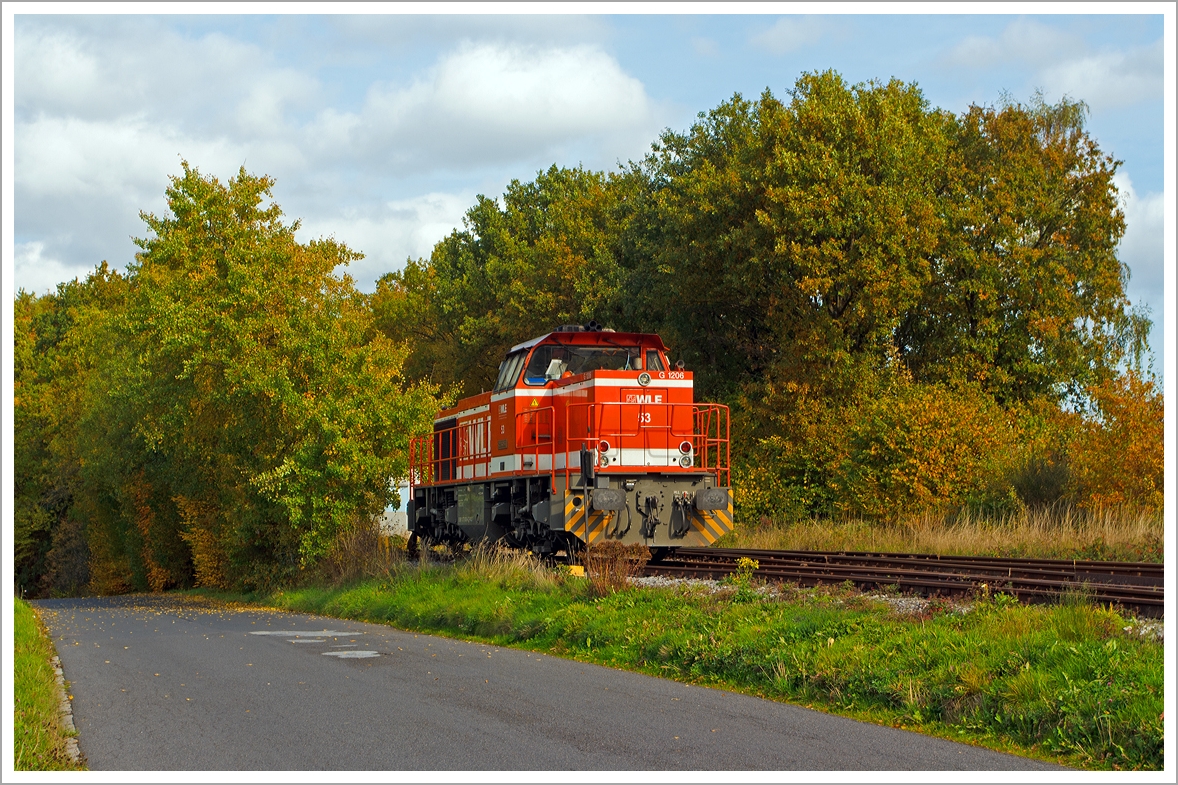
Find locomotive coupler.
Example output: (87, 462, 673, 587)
(637, 493, 662, 539)
(669, 493, 691, 538)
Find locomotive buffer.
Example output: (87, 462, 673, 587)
(407, 323, 733, 559)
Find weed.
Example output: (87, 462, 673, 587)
(1052, 590, 1119, 642)
(731, 556, 760, 583)
(722, 556, 761, 602)
(457, 544, 563, 592)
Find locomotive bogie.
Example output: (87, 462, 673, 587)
(409, 471, 733, 554)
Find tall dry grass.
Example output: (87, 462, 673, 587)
(728, 504, 1162, 562)
(319, 519, 575, 592)
(583, 541, 650, 595)
(456, 543, 565, 590)
(316, 516, 410, 585)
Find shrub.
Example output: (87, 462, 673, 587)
(1068, 373, 1163, 510)
(583, 541, 649, 596)
(834, 382, 1016, 518)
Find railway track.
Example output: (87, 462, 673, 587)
(643, 548, 1165, 618)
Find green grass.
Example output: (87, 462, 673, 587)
(14, 598, 85, 771)
(194, 554, 1163, 770)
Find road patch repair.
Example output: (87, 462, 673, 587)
(248, 629, 382, 658)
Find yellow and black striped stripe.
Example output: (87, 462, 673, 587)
(688, 498, 734, 545)
(564, 490, 733, 547)
(563, 490, 588, 541)
(562, 490, 613, 545)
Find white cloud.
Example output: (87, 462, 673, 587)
(16, 115, 247, 199)
(12, 20, 665, 296)
(16, 20, 316, 135)
(1113, 172, 1165, 361)
(946, 18, 1082, 69)
(327, 43, 658, 171)
(1115, 172, 1165, 292)
(296, 192, 474, 289)
(234, 69, 320, 138)
(325, 14, 612, 51)
(14, 27, 108, 115)
(1041, 40, 1163, 111)
(14, 242, 80, 296)
(750, 17, 826, 56)
(944, 20, 1161, 112)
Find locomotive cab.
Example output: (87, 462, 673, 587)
(408, 324, 733, 556)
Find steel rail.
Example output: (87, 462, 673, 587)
(674, 549, 1163, 588)
(642, 548, 1165, 617)
(700, 547, 1164, 581)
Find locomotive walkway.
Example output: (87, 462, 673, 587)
(35, 594, 1060, 771)
(646, 548, 1165, 617)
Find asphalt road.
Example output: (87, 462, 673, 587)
(35, 594, 1060, 771)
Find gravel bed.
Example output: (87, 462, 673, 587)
(631, 575, 960, 611)
(1122, 620, 1165, 642)
(630, 575, 726, 591)
(861, 593, 966, 615)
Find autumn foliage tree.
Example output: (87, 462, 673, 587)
(14, 264, 127, 596)
(16, 165, 440, 594)
(905, 95, 1148, 402)
(373, 165, 623, 397)
(1067, 373, 1164, 510)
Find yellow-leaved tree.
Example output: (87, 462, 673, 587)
(75, 164, 440, 590)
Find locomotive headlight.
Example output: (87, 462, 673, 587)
(679, 454, 693, 468)
(599, 454, 611, 468)
(678, 440, 693, 455)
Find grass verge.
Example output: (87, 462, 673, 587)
(724, 505, 1163, 563)
(14, 598, 85, 770)
(194, 549, 1163, 771)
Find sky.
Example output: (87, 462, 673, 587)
(7, 6, 1171, 364)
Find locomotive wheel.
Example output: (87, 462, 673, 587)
(407, 531, 441, 559)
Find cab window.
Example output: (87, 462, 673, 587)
(524, 344, 641, 385)
(493, 351, 527, 391)
(645, 350, 665, 371)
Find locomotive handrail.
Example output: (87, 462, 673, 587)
(408, 417, 492, 489)
(693, 404, 730, 487)
(515, 406, 557, 481)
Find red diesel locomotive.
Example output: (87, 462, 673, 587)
(407, 323, 733, 558)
